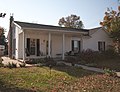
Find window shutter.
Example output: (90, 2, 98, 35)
(98, 42, 100, 51)
(71, 40, 74, 51)
(103, 42, 105, 51)
(36, 39, 40, 56)
(78, 41, 81, 52)
(26, 38, 30, 56)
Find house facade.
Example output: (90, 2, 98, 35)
(83, 27, 112, 51)
(8, 16, 113, 61)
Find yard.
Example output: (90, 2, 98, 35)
(76, 49, 120, 71)
(86, 58, 120, 71)
(0, 65, 120, 92)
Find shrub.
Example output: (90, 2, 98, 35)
(25, 58, 45, 64)
(36, 63, 44, 67)
(77, 48, 120, 64)
(78, 49, 97, 64)
(65, 56, 77, 66)
(0, 60, 4, 67)
(101, 49, 119, 59)
(44, 57, 57, 67)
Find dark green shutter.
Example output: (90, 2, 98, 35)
(36, 39, 40, 56)
(72, 40, 74, 51)
(26, 38, 30, 56)
(78, 41, 81, 52)
(98, 42, 100, 51)
(103, 42, 105, 51)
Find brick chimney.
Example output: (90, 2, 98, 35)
(8, 15, 14, 58)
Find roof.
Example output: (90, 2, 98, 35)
(89, 27, 102, 35)
(14, 21, 89, 32)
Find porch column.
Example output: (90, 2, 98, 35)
(48, 33, 51, 57)
(62, 33, 65, 60)
(23, 31, 25, 61)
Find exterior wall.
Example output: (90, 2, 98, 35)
(83, 28, 112, 51)
(11, 25, 22, 59)
(15, 26, 19, 59)
(51, 35, 62, 57)
(65, 36, 71, 52)
(11, 24, 26, 59)
(18, 33, 23, 59)
(51, 35, 72, 57)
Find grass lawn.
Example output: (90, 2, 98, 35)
(0, 66, 120, 92)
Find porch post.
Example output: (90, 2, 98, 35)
(48, 33, 51, 57)
(62, 33, 65, 60)
(23, 31, 25, 61)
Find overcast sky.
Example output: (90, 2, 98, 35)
(0, 0, 119, 36)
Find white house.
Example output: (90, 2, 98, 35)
(8, 16, 113, 61)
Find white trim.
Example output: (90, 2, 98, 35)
(48, 33, 51, 57)
(62, 34, 65, 60)
(14, 22, 22, 29)
(23, 31, 25, 61)
(23, 28, 88, 34)
(72, 37, 81, 41)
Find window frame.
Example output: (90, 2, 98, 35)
(98, 41, 105, 51)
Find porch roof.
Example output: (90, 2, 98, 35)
(14, 21, 89, 33)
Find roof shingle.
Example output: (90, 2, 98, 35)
(14, 21, 89, 32)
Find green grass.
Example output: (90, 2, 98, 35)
(0, 66, 120, 92)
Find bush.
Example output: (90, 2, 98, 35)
(101, 49, 119, 59)
(5, 62, 17, 69)
(44, 57, 57, 67)
(65, 56, 77, 66)
(0, 58, 4, 67)
(25, 58, 45, 64)
(78, 49, 97, 64)
(77, 48, 120, 64)
(36, 57, 57, 67)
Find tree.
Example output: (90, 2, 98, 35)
(100, 6, 120, 52)
(0, 27, 6, 45)
(0, 13, 6, 18)
(58, 14, 84, 29)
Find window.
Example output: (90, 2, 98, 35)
(72, 40, 81, 53)
(30, 39, 36, 55)
(26, 38, 40, 56)
(98, 41, 105, 51)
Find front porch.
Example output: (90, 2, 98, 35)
(17, 29, 84, 61)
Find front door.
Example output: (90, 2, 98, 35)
(30, 39, 36, 55)
(26, 38, 40, 56)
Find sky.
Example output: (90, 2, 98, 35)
(0, 0, 119, 36)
